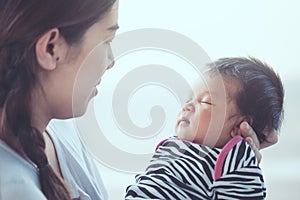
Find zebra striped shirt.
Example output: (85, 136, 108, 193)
(125, 136, 266, 199)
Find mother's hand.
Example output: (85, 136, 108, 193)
(239, 121, 278, 163)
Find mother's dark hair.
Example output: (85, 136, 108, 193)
(209, 57, 284, 143)
(0, 0, 116, 199)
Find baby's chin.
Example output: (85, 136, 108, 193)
(175, 131, 197, 143)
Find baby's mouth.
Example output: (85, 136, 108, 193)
(178, 117, 190, 126)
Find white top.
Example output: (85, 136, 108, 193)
(0, 119, 108, 200)
(46, 119, 108, 200)
(0, 140, 46, 200)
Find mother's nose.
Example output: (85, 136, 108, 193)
(107, 45, 115, 70)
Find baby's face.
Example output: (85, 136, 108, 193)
(175, 76, 242, 148)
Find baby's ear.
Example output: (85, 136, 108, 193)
(245, 116, 253, 126)
(231, 115, 253, 138)
(230, 128, 239, 138)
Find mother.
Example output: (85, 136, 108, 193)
(0, 0, 118, 199)
(0, 0, 276, 199)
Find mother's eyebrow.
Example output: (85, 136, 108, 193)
(107, 24, 119, 32)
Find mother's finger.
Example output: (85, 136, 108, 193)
(239, 121, 261, 149)
(245, 137, 262, 163)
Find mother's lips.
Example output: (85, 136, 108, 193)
(94, 79, 102, 87)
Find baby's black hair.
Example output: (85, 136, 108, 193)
(208, 57, 284, 143)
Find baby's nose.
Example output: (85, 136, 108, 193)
(182, 102, 194, 112)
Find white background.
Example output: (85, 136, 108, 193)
(95, 0, 300, 199)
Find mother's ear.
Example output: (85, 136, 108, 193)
(35, 28, 68, 71)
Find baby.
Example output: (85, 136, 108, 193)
(125, 57, 284, 200)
